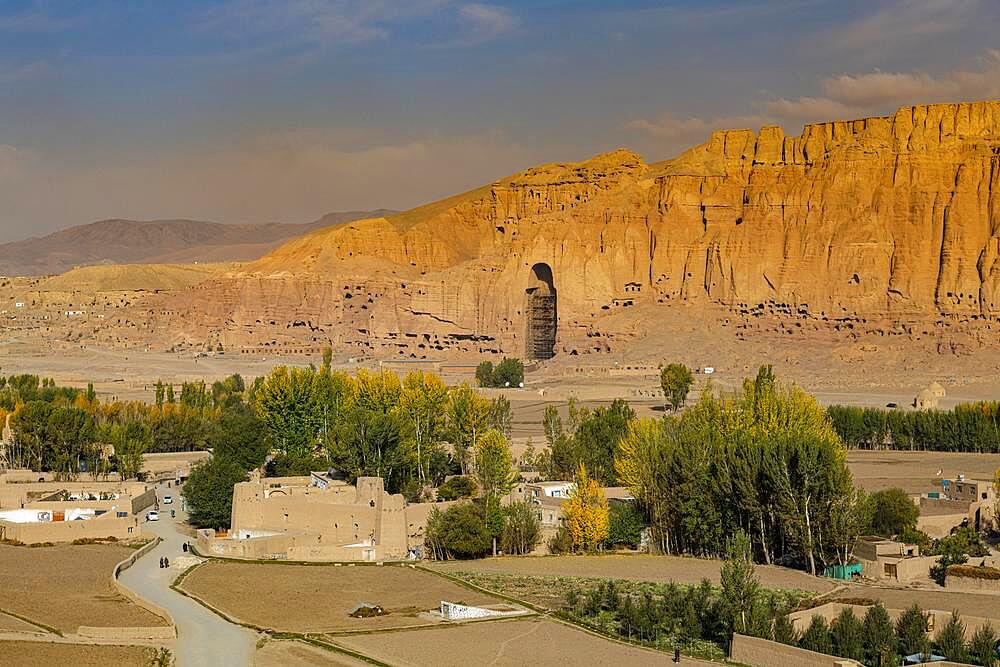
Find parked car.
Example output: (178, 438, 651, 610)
(147, 510, 159, 521)
(163, 495, 173, 504)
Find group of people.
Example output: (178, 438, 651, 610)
(158, 556, 170, 568)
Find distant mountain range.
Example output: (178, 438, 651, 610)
(0, 210, 394, 276)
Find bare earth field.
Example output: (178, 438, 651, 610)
(0, 641, 157, 667)
(0, 544, 169, 633)
(429, 554, 835, 593)
(846, 450, 1000, 493)
(254, 639, 366, 667)
(179, 561, 503, 633)
(332, 617, 697, 666)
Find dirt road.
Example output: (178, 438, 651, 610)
(119, 483, 256, 666)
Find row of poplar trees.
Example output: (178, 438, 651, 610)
(616, 366, 861, 575)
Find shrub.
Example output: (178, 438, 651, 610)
(606, 502, 644, 549)
(424, 502, 491, 560)
(437, 475, 477, 501)
(547, 526, 573, 554)
(945, 564, 1000, 580)
(500, 501, 542, 555)
(799, 615, 832, 654)
(475, 358, 524, 388)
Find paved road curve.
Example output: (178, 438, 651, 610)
(119, 482, 256, 667)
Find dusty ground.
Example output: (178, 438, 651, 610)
(332, 617, 694, 666)
(254, 639, 366, 667)
(846, 450, 1000, 493)
(178, 561, 502, 633)
(0, 611, 44, 633)
(0, 544, 169, 633)
(429, 554, 835, 593)
(0, 641, 158, 667)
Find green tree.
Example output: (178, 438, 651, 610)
(863, 603, 900, 667)
(606, 502, 644, 549)
(446, 383, 492, 474)
(110, 420, 150, 481)
(475, 361, 495, 387)
(660, 362, 694, 411)
(253, 366, 324, 457)
(474, 429, 516, 503)
(773, 613, 797, 645)
(493, 357, 524, 387)
(399, 371, 448, 483)
(831, 607, 864, 662)
(437, 475, 476, 500)
(500, 501, 541, 555)
(969, 621, 998, 667)
(474, 429, 516, 556)
(894, 603, 929, 657)
(868, 488, 920, 537)
(208, 409, 270, 471)
(799, 615, 832, 655)
(720, 530, 760, 636)
(935, 612, 968, 663)
(424, 503, 491, 560)
(182, 457, 249, 529)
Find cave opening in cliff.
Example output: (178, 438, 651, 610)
(525, 262, 557, 360)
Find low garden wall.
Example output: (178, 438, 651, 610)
(730, 634, 860, 667)
(108, 537, 176, 638)
(0, 514, 139, 544)
(945, 565, 1000, 593)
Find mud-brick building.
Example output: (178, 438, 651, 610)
(196, 471, 447, 562)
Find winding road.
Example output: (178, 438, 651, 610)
(119, 482, 256, 666)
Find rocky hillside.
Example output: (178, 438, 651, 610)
(56, 100, 1000, 364)
(0, 210, 393, 276)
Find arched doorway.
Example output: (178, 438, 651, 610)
(525, 263, 557, 359)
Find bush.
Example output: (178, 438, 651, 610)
(424, 502, 491, 560)
(437, 475, 477, 501)
(548, 526, 573, 554)
(265, 451, 329, 477)
(606, 502, 644, 549)
(946, 564, 1000, 580)
(475, 358, 524, 388)
(500, 501, 541, 555)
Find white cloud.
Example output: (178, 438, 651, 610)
(628, 49, 1000, 153)
(821, 0, 992, 54)
(454, 3, 517, 44)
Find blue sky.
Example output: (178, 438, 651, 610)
(1, 0, 999, 240)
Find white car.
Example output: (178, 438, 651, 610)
(147, 510, 159, 521)
(163, 496, 173, 505)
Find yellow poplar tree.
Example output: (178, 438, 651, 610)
(565, 463, 609, 551)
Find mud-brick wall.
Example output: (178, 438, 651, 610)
(0, 514, 139, 544)
(730, 634, 860, 667)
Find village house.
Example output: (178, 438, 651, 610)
(0, 470, 156, 543)
(854, 536, 939, 584)
(918, 475, 997, 537)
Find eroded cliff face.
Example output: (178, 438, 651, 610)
(156, 100, 1000, 360)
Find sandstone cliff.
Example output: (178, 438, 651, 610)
(151, 100, 1000, 360)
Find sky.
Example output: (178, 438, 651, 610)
(1, 0, 999, 241)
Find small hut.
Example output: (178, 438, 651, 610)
(927, 381, 946, 398)
(913, 389, 938, 411)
